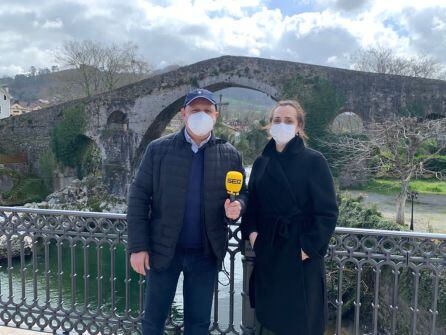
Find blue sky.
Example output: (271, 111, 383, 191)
(265, 0, 317, 15)
(0, 0, 445, 77)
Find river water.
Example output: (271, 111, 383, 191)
(0, 239, 245, 331)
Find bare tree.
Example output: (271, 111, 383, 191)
(322, 116, 446, 225)
(351, 46, 445, 79)
(29, 66, 37, 77)
(56, 40, 151, 97)
(101, 42, 151, 91)
(56, 40, 104, 97)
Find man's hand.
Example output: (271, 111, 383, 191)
(130, 251, 150, 275)
(249, 232, 258, 249)
(301, 249, 309, 261)
(224, 199, 241, 220)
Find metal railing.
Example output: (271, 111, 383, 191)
(0, 206, 445, 335)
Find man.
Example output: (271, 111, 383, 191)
(127, 88, 248, 335)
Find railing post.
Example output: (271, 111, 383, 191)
(240, 240, 255, 335)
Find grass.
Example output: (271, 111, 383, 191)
(1, 177, 49, 206)
(410, 179, 446, 194)
(351, 178, 446, 195)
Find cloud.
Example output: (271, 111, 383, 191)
(333, 0, 371, 12)
(275, 25, 359, 66)
(401, 6, 446, 63)
(310, 0, 371, 13)
(0, 0, 445, 77)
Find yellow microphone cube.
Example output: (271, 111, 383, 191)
(225, 171, 243, 196)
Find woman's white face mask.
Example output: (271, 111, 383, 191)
(187, 111, 215, 136)
(270, 123, 297, 145)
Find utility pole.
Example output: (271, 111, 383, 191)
(408, 190, 418, 231)
(217, 94, 229, 115)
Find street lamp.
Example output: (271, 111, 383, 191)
(407, 190, 418, 231)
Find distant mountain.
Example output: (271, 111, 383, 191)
(216, 87, 275, 107)
(215, 87, 276, 121)
(0, 69, 82, 102)
(0, 64, 181, 103)
(150, 64, 181, 76)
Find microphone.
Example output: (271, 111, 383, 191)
(225, 171, 243, 203)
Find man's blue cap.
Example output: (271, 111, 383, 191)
(183, 88, 217, 107)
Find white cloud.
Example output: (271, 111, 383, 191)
(0, 65, 24, 77)
(42, 19, 63, 29)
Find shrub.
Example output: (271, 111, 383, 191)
(39, 149, 57, 192)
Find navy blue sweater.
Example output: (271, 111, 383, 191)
(178, 148, 204, 248)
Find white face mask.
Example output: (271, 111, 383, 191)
(187, 111, 215, 136)
(270, 123, 297, 145)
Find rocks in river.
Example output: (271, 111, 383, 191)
(0, 235, 33, 261)
(23, 175, 127, 213)
(2, 175, 127, 260)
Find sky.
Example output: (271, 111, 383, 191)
(0, 0, 445, 77)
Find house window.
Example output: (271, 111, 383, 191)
(3, 95, 6, 100)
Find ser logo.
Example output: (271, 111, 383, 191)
(227, 178, 242, 184)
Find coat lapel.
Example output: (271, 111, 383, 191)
(260, 136, 305, 210)
(265, 156, 298, 206)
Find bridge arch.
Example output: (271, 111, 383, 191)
(133, 78, 280, 168)
(330, 110, 364, 134)
(107, 110, 129, 131)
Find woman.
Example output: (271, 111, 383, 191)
(241, 100, 338, 335)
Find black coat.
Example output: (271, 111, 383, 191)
(127, 128, 248, 271)
(241, 135, 338, 335)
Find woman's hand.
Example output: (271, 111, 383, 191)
(249, 232, 258, 248)
(225, 199, 242, 220)
(301, 249, 309, 261)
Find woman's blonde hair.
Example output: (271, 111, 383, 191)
(268, 100, 309, 141)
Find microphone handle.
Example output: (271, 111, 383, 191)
(229, 194, 236, 203)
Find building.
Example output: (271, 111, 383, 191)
(168, 112, 183, 129)
(9, 99, 50, 116)
(29, 99, 50, 111)
(226, 118, 249, 132)
(10, 101, 28, 116)
(0, 87, 11, 119)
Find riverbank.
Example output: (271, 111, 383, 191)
(20, 175, 127, 213)
(0, 235, 32, 261)
(351, 178, 446, 195)
(345, 190, 446, 233)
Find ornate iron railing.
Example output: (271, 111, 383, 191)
(0, 206, 445, 335)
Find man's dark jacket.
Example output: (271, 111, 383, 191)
(127, 127, 248, 271)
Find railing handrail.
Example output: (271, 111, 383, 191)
(0, 206, 126, 220)
(2, 206, 446, 240)
(334, 226, 446, 239)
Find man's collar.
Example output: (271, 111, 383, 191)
(180, 126, 216, 144)
(182, 127, 215, 153)
(184, 127, 212, 146)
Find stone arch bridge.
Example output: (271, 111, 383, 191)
(1, 55, 446, 196)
